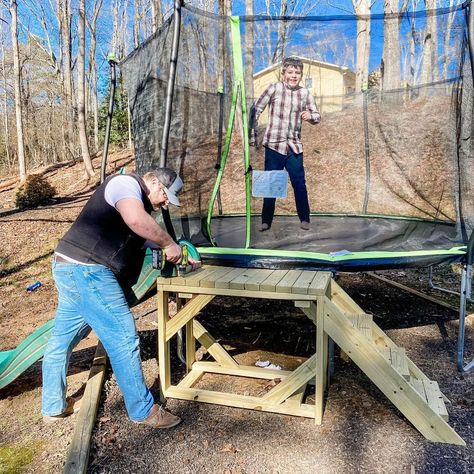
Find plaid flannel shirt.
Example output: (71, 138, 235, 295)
(249, 81, 320, 155)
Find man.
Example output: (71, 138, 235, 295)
(42, 168, 192, 428)
(250, 56, 321, 231)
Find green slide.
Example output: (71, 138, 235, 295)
(0, 240, 200, 390)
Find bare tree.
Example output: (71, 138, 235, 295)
(420, 0, 438, 84)
(151, 0, 163, 34)
(441, 0, 456, 81)
(9, 0, 26, 181)
(59, 0, 76, 161)
(352, 0, 371, 92)
(86, 0, 104, 152)
(382, 0, 408, 91)
(0, 21, 11, 171)
(77, 0, 94, 177)
(244, 0, 254, 100)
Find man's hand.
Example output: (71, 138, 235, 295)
(301, 110, 312, 121)
(164, 242, 182, 264)
(188, 257, 201, 272)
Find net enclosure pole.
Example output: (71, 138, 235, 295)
(159, 0, 183, 241)
(100, 54, 118, 184)
(160, 0, 183, 168)
(457, 0, 474, 373)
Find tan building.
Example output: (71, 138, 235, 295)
(252, 57, 355, 116)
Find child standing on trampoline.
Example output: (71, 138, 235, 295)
(250, 56, 320, 231)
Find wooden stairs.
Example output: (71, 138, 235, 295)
(321, 280, 464, 445)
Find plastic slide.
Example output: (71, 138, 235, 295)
(0, 240, 200, 390)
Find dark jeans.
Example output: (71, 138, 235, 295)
(261, 147, 310, 227)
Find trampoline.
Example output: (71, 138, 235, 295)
(115, 1, 474, 371)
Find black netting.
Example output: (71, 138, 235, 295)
(121, 4, 473, 255)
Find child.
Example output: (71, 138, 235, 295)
(250, 56, 320, 231)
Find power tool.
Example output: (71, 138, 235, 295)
(152, 239, 201, 276)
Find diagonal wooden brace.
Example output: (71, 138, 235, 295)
(262, 354, 318, 404)
(166, 294, 215, 341)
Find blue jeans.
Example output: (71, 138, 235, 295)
(261, 147, 310, 227)
(42, 260, 154, 421)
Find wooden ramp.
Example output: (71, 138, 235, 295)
(325, 281, 464, 445)
(155, 266, 465, 446)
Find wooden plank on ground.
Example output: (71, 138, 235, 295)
(64, 343, 107, 474)
(166, 386, 316, 418)
(260, 270, 289, 292)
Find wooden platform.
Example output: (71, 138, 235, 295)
(156, 266, 465, 445)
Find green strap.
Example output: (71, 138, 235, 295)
(206, 16, 251, 248)
(230, 16, 251, 248)
(206, 81, 238, 244)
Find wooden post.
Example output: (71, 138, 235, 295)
(157, 289, 170, 402)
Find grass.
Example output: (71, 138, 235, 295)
(0, 442, 42, 474)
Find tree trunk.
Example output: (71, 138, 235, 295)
(134, 0, 141, 48)
(60, 0, 76, 161)
(245, 0, 254, 100)
(272, 0, 288, 63)
(86, 0, 103, 153)
(10, 0, 26, 182)
(442, 0, 456, 81)
(420, 0, 438, 85)
(78, 0, 94, 177)
(382, 0, 401, 91)
(0, 24, 11, 171)
(151, 0, 163, 34)
(353, 0, 371, 92)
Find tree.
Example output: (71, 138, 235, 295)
(77, 0, 94, 178)
(59, 0, 76, 161)
(9, 0, 26, 182)
(420, 0, 438, 85)
(382, 0, 409, 91)
(352, 0, 371, 92)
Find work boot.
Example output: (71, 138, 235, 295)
(43, 397, 81, 424)
(135, 404, 181, 429)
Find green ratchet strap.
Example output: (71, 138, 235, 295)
(206, 16, 251, 248)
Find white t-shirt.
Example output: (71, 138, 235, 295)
(104, 175, 143, 208)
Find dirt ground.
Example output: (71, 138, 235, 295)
(0, 154, 473, 473)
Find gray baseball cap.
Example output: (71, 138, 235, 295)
(154, 168, 183, 206)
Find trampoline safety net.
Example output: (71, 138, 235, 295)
(121, 3, 474, 270)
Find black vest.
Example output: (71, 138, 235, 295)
(56, 173, 153, 281)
